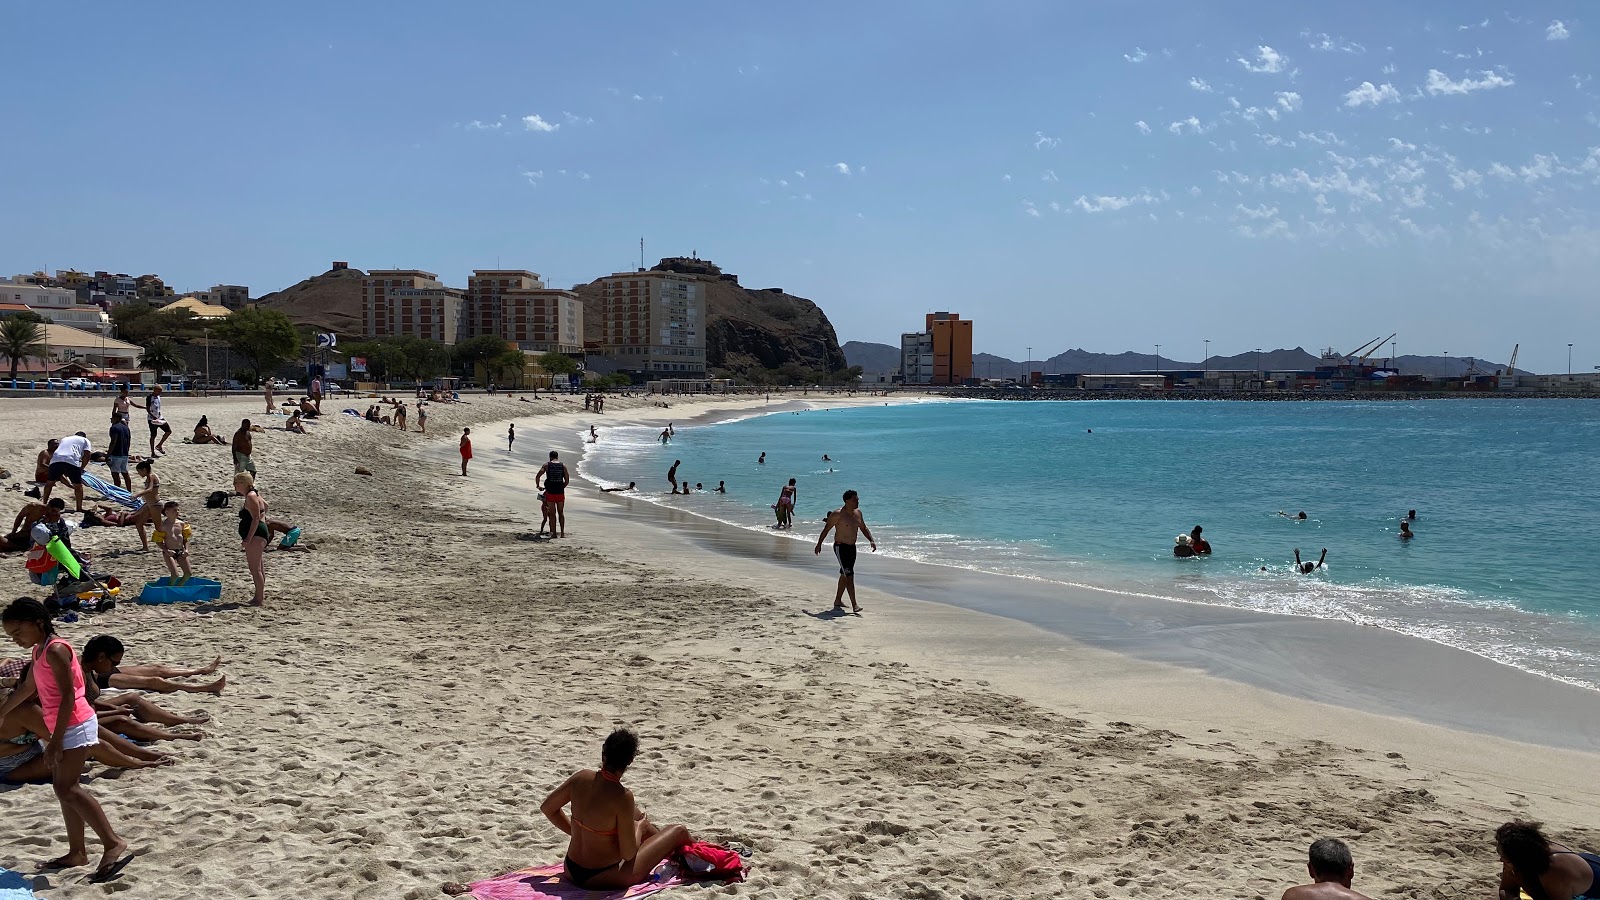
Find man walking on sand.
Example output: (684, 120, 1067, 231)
(232, 419, 256, 475)
(536, 450, 569, 537)
(814, 489, 876, 614)
(130, 384, 172, 457)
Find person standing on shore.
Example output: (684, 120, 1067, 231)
(460, 428, 472, 477)
(309, 375, 323, 414)
(814, 489, 876, 614)
(536, 451, 569, 538)
(668, 460, 681, 494)
(263, 381, 274, 415)
(776, 478, 797, 529)
(507, 423, 515, 451)
(107, 413, 132, 491)
(130, 384, 172, 458)
(112, 385, 132, 422)
(417, 403, 428, 434)
(231, 419, 256, 476)
(0, 598, 131, 883)
(235, 473, 270, 607)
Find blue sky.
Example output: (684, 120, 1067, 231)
(2, 1, 1596, 372)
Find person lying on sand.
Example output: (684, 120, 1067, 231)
(1, 690, 174, 784)
(1295, 548, 1328, 574)
(600, 482, 637, 493)
(444, 729, 695, 893)
(81, 636, 225, 696)
(1496, 820, 1600, 900)
(1282, 838, 1371, 900)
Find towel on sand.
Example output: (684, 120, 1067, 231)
(0, 867, 37, 900)
(80, 472, 140, 510)
(464, 863, 683, 900)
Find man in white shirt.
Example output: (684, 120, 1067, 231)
(42, 431, 92, 512)
(131, 384, 172, 457)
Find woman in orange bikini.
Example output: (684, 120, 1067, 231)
(539, 729, 694, 889)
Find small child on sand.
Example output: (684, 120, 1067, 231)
(155, 500, 193, 583)
(460, 428, 472, 477)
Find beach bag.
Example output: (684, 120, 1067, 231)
(24, 544, 56, 574)
(205, 490, 231, 509)
(674, 842, 746, 882)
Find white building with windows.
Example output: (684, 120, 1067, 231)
(900, 331, 934, 384)
(598, 270, 706, 376)
(2, 277, 111, 334)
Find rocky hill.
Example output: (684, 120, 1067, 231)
(254, 266, 367, 336)
(572, 258, 848, 379)
(842, 341, 902, 374)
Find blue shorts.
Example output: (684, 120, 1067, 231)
(108, 456, 129, 474)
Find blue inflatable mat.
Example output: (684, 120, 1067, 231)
(138, 577, 222, 604)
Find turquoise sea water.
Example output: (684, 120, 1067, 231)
(580, 399, 1600, 691)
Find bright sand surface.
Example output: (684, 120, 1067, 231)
(0, 391, 1597, 899)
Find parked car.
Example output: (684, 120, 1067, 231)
(63, 377, 93, 390)
(45, 378, 67, 389)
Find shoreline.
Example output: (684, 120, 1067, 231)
(550, 401, 1600, 751)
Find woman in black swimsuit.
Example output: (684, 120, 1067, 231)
(539, 729, 693, 890)
(1498, 820, 1600, 900)
(234, 473, 270, 607)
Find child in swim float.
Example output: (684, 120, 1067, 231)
(155, 500, 193, 584)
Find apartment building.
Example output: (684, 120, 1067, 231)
(901, 311, 973, 385)
(464, 270, 584, 354)
(1, 277, 111, 334)
(598, 270, 706, 376)
(361, 270, 467, 344)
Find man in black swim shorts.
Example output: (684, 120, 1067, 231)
(814, 489, 876, 614)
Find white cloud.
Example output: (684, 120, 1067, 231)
(632, 94, 644, 101)
(1547, 20, 1570, 41)
(1276, 91, 1303, 112)
(466, 120, 503, 131)
(1124, 47, 1148, 63)
(1344, 81, 1401, 107)
(833, 162, 852, 175)
(1237, 45, 1287, 74)
(1382, 62, 1398, 75)
(1237, 203, 1279, 219)
(1388, 137, 1417, 152)
(1189, 185, 1203, 197)
(1488, 161, 1517, 180)
(1042, 169, 1059, 182)
(1227, 96, 1242, 110)
(1394, 184, 1428, 208)
(1034, 132, 1061, 150)
(1074, 191, 1158, 213)
(1303, 31, 1365, 54)
(1168, 116, 1207, 135)
(1136, 120, 1152, 134)
(794, 170, 806, 179)
(1023, 200, 1041, 217)
(562, 111, 594, 125)
(1189, 77, 1213, 92)
(1002, 173, 1012, 182)
(578, 171, 591, 181)
(1298, 130, 1344, 146)
(522, 114, 559, 132)
(1049, 201, 1063, 213)
(1448, 167, 1483, 190)
(1268, 166, 1382, 205)
(1424, 68, 1515, 96)
(519, 169, 544, 185)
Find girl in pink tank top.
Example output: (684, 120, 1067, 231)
(0, 598, 129, 880)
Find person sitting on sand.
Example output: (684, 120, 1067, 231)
(1190, 525, 1212, 554)
(285, 411, 307, 434)
(1173, 534, 1196, 558)
(81, 636, 225, 696)
(192, 417, 226, 445)
(600, 482, 636, 493)
(1282, 837, 1371, 900)
(496, 729, 694, 891)
(1495, 820, 1600, 900)
(297, 397, 321, 419)
(3, 501, 51, 553)
(1399, 520, 1414, 540)
(1295, 548, 1328, 574)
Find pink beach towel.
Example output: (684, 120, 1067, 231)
(466, 863, 684, 900)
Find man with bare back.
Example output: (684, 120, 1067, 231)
(814, 489, 876, 614)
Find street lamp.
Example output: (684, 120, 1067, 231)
(1155, 344, 1162, 374)
(1254, 348, 1263, 385)
(203, 327, 211, 396)
(1025, 346, 1032, 383)
(1203, 339, 1210, 380)
(1569, 343, 1574, 376)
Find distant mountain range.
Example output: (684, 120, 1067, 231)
(843, 341, 1531, 379)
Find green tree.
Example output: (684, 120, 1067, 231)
(214, 307, 300, 383)
(451, 335, 510, 376)
(138, 337, 185, 381)
(9, 309, 48, 325)
(1, 317, 48, 381)
(489, 347, 527, 386)
(538, 351, 580, 376)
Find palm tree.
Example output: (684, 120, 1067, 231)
(138, 338, 184, 382)
(1, 317, 47, 382)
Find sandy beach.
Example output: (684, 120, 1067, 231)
(1, 389, 1597, 899)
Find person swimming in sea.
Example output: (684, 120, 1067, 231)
(1190, 525, 1212, 554)
(1399, 520, 1414, 540)
(1280, 510, 1309, 520)
(1173, 534, 1196, 558)
(1294, 548, 1328, 574)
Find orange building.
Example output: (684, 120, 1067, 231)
(925, 311, 973, 385)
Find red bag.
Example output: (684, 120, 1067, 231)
(675, 842, 746, 882)
(24, 545, 56, 574)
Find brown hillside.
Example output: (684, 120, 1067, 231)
(254, 266, 367, 336)
(573, 258, 847, 377)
